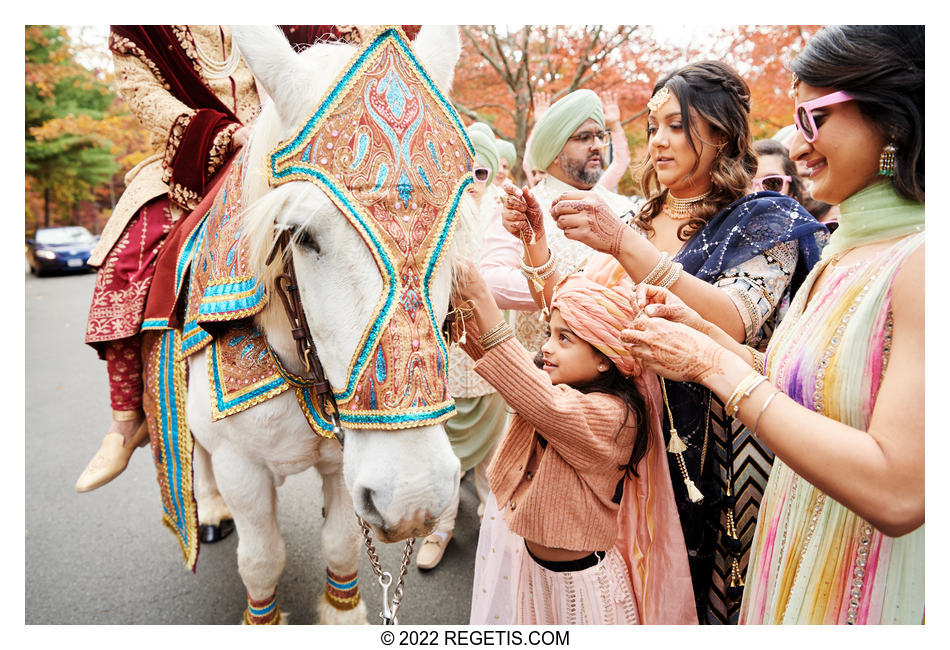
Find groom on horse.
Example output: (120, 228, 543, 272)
(76, 25, 400, 494)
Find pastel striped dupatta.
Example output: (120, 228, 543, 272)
(739, 227, 924, 624)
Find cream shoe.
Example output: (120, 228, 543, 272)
(416, 530, 452, 570)
(75, 410, 149, 493)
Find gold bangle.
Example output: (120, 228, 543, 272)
(726, 373, 768, 417)
(477, 320, 508, 344)
(724, 371, 758, 415)
(479, 322, 514, 350)
(747, 346, 765, 375)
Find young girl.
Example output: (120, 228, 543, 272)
(453, 256, 695, 625)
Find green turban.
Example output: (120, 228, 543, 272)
(495, 139, 516, 167)
(466, 124, 499, 183)
(528, 89, 604, 171)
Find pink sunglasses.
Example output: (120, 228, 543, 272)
(752, 174, 792, 194)
(794, 90, 853, 143)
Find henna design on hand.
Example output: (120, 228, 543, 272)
(554, 199, 625, 255)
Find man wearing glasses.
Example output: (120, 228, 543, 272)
(479, 89, 637, 355)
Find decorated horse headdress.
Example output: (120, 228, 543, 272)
(266, 26, 473, 431)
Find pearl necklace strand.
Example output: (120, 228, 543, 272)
(193, 30, 240, 79)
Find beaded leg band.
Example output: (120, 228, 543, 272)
(324, 568, 361, 611)
(244, 590, 281, 624)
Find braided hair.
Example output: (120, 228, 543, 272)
(636, 61, 757, 241)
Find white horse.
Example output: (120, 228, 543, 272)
(176, 25, 467, 624)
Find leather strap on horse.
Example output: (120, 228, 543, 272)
(266, 227, 343, 442)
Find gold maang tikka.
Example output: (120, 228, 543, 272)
(647, 86, 672, 113)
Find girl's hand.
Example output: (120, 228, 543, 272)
(453, 257, 491, 307)
(550, 190, 626, 256)
(633, 284, 711, 335)
(501, 183, 544, 241)
(620, 315, 726, 385)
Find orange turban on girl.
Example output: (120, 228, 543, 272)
(550, 253, 642, 377)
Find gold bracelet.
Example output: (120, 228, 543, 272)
(479, 322, 514, 351)
(640, 252, 670, 286)
(477, 320, 508, 344)
(724, 371, 759, 415)
(725, 373, 768, 417)
(747, 346, 765, 374)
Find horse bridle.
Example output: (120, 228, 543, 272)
(266, 224, 426, 624)
(266, 226, 344, 443)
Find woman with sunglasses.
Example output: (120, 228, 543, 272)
(752, 139, 806, 203)
(755, 138, 839, 231)
(622, 25, 924, 624)
(503, 61, 826, 624)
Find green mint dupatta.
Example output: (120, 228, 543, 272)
(821, 181, 924, 261)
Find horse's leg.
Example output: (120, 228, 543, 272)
(193, 440, 235, 543)
(211, 442, 288, 624)
(315, 439, 369, 625)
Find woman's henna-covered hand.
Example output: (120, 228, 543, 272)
(633, 284, 712, 335)
(502, 183, 544, 240)
(550, 192, 626, 256)
(620, 315, 725, 384)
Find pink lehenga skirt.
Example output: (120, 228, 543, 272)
(470, 493, 639, 625)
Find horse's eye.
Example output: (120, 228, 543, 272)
(294, 228, 321, 254)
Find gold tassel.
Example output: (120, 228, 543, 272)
(458, 330, 466, 345)
(667, 427, 688, 453)
(684, 477, 704, 503)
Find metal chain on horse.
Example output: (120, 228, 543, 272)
(359, 517, 415, 625)
(266, 226, 343, 442)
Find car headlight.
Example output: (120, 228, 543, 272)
(36, 250, 57, 260)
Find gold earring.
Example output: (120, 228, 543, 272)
(878, 142, 897, 177)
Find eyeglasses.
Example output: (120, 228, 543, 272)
(567, 130, 609, 146)
(473, 167, 490, 182)
(794, 90, 853, 143)
(752, 174, 792, 194)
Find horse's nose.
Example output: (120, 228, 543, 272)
(357, 486, 383, 527)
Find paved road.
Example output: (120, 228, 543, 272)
(24, 268, 479, 625)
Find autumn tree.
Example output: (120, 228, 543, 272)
(25, 25, 122, 232)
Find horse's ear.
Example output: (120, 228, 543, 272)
(411, 26, 460, 94)
(231, 25, 305, 125)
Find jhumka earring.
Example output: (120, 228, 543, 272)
(878, 142, 897, 177)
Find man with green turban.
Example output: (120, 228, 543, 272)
(494, 138, 516, 189)
(466, 123, 500, 190)
(480, 90, 637, 357)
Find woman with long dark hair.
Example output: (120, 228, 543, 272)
(501, 60, 826, 623)
(623, 24, 925, 625)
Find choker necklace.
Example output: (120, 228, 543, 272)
(664, 191, 709, 219)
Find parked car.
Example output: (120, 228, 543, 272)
(26, 226, 98, 276)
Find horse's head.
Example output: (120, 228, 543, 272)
(233, 25, 471, 542)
